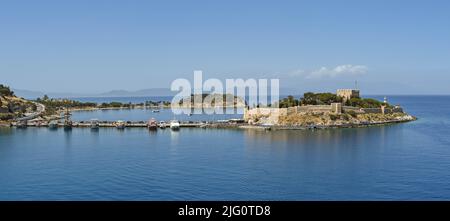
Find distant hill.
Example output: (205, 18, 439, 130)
(12, 87, 316, 100)
(99, 88, 176, 97)
(13, 88, 177, 99)
(11, 89, 45, 99)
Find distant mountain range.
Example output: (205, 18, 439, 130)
(13, 87, 305, 100)
(98, 88, 177, 97)
(13, 88, 177, 99)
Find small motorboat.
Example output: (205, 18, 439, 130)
(158, 121, 167, 129)
(152, 109, 160, 113)
(90, 119, 100, 130)
(147, 118, 158, 130)
(199, 122, 209, 128)
(170, 120, 180, 130)
(115, 120, 126, 129)
(48, 120, 58, 129)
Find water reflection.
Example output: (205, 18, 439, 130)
(64, 128, 72, 149)
(148, 130, 158, 136)
(170, 130, 180, 145)
(0, 127, 13, 136)
(243, 127, 392, 146)
(242, 126, 395, 159)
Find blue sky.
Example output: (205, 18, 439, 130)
(1, 0, 449, 94)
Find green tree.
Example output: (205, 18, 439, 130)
(300, 92, 342, 105)
(278, 95, 299, 108)
(0, 84, 14, 96)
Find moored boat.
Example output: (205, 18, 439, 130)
(170, 120, 180, 130)
(63, 108, 72, 130)
(158, 121, 167, 129)
(147, 118, 157, 130)
(64, 121, 73, 130)
(115, 120, 126, 129)
(90, 119, 100, 130)
(48, 120, 58, 129)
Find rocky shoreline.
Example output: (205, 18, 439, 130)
(277, 112, 416, 128)
(197, 114, 417, 130)
(270, 115, 417, 130)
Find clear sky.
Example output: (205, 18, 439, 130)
(1, 0, 449, 94)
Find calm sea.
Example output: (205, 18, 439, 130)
(1, 95, 450, 200)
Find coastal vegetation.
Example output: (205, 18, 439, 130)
(35, 95, 172, 115)
(344, 97, 388, 108)
(36, 96, 97, 115)
(0, 84, 15, 96)
(278, 96, 300, 108)
(34, 93, 243, 114)
(300, 92, 343, 106)
(176, 93, 246, 107)
(277, 92, 389, 108)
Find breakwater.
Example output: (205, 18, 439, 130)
(9, 116, 416, 130)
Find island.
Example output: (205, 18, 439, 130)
(244, 89, 416, 129)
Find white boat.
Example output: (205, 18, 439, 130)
(90, 119, 100, 129)
(48, 120, 58, 129)
(158, 121, 167, 129)
(170, 120, 180, 130)
(115, 120, 126, 129)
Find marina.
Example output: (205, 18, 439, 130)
(10, 119, 244, 129)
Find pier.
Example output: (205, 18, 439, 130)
(10, 119, 247, 129)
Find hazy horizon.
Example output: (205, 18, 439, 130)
(2, 0, 450, 94)
(11, 86, 450, 100)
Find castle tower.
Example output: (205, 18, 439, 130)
(337, 89, 360, 102)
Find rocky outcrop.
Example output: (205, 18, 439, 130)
(277, 112, 415, 127)
(0, 95, 37, 121)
